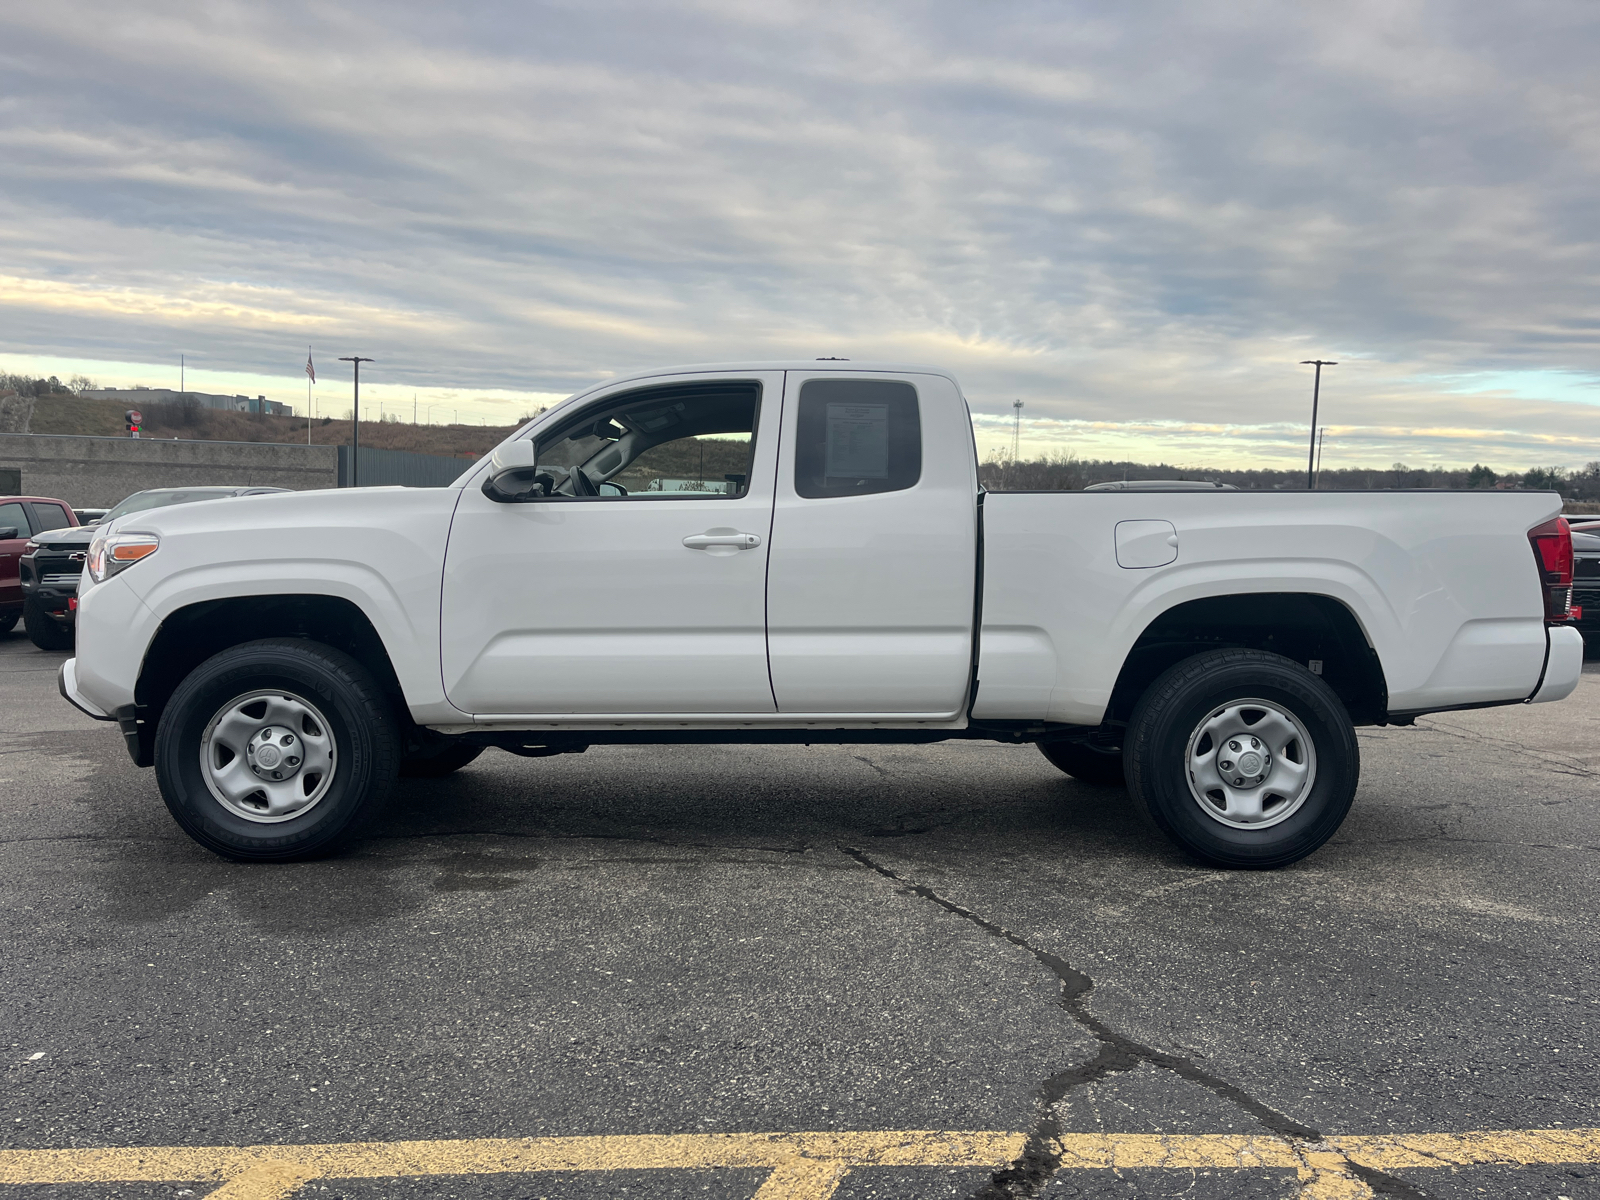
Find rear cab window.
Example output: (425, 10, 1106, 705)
(793, 379, 921, 498)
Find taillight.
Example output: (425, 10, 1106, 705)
(1528, 517, 1574, 623)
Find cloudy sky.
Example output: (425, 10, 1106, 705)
(3, 0, 1599, 468)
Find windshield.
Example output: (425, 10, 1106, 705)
(104, 489, 237, 522)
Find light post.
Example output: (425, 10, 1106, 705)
(426, 403, 440, 426)
(339, 356, 374, 487)
(1300, 360, 1336, 489)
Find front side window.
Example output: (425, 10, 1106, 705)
(532, 381, 760, 499)
(0, 501, 31, 538)
(793, 379, 921, 499)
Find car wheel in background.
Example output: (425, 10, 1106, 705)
(23, 597, 73, 651)
(400, 741, 484, 778)
(154, 638, 400, 862)
(1038, 738, 1126, 787)
(1125, 648, 1359, 869)
(0, 611, 17, 635)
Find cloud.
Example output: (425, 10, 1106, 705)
(2, 0, 1598, 463)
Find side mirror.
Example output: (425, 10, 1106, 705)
(0, 527, 18, 540)
(481, 440, 544, 503)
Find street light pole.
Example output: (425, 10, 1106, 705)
(338, 356, 374, 487)
(1300, 360, 1337, 489)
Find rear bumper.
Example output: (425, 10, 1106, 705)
(1530, 625, 1585, 704)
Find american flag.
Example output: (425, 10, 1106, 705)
(304, 349, 315, 384)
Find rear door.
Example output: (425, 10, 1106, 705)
(764, 371, 979, 715)
(0, 500, 35, 607)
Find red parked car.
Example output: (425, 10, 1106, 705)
(0, 496, 78, 636)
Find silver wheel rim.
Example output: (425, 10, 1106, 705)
(1184, 697, 1317, 830)
(199, 689, 337, 824)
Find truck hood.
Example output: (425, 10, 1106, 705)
(110, 485, 452, 537)
(30, 526, 95, 548)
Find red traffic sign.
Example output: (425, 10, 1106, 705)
(127, 410, 142, 423)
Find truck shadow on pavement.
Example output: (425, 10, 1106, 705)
(84, 743, 1159, 935)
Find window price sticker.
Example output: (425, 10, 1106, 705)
(824, 403, 889, 479)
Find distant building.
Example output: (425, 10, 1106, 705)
(81, 387, 294, 417)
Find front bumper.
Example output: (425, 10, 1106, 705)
(59, 661, 152, 765)
(58, 658, 112, 720)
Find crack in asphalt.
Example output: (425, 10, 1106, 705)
(842, 846, 1431, 1200)
(852, 754, 891, 778)
(1414, 718, 1600, 779)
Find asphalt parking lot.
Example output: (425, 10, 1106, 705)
(2, 629, 1598, 1200)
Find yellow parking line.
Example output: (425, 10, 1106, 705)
(0, 1127, 1596, 1200)
(1333, 1127, 1600, 1169)
(201, 1161, 318, 1200)
(0, 1131, 1023, 1191)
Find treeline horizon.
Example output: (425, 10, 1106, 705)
(978, 452, 1600, 499)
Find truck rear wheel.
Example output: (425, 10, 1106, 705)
(1038, 738, 1125, 786)
(1125, 649, 1358, 869)
(154, 638, 400, 861)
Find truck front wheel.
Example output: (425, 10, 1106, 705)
(154, 638, 400, 861)
(1125, 649, 1359, 869)
(24, 597, 73, 651)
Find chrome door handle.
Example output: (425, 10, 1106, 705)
(682, 532, 762, 550)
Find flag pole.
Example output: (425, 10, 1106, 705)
(305, 346, 316, 445)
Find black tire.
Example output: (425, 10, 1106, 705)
(1125, 648, 1359, 869)
(400, 741, 484, 778)
(1038, 738, 1126, 786)
(154, 638, 400, 862)
(23, 596, 73, 651)
(0, 611, 17, 635)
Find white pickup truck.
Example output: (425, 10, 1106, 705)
(60, 361, 1585, 868)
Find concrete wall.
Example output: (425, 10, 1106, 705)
(0, 434, 338, 507)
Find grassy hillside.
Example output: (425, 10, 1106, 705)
(27, 394, 518, 457)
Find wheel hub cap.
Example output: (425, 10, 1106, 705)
(247, 727, 302, 781)
(1185, 698, 1316, 830)
(199, 690, 337, 824)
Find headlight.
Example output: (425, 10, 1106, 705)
(24, 540, 39, 553)
(87, 531, 160, 584)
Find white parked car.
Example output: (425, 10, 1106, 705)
(59, 361, 1584, 867)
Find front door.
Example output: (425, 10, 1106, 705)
(0, 500, 34, 608)
(441, 373, 781, 716)
(764, 370, 979, 715)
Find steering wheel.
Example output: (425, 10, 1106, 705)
(568, 465, 599, 497)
